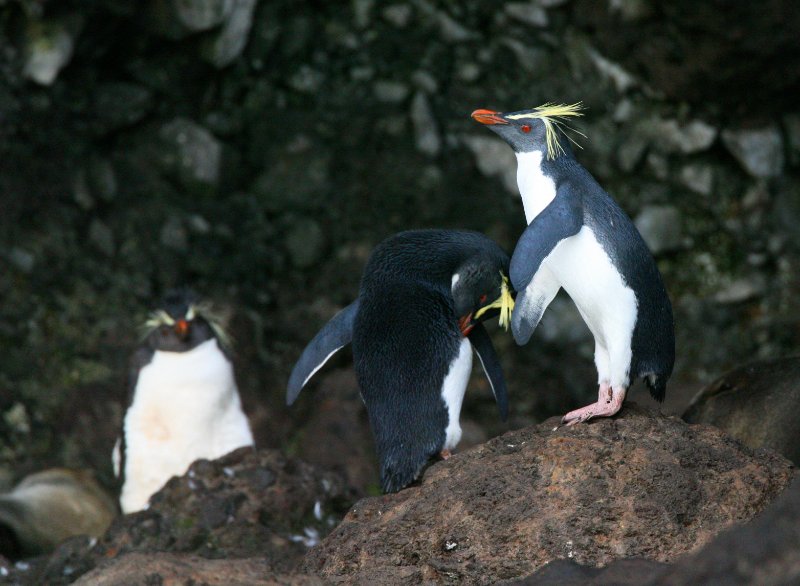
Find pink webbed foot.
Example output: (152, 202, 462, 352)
(439, 449, 452, 460)
(561, 384, 627, 427)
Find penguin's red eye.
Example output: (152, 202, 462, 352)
(521, 125, 531, 133)
(479, 294, 487, 303)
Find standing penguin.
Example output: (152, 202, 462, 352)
(114, 289, 254, 513)
(287, 230, 515, 493)
(472, 104, 674, 425)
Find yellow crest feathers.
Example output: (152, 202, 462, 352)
(474, 273, 516, 331)
(506, 102, 586, 159)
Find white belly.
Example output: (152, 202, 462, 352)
(546, 227, 637, 386)
(440, 338, 472, 451)
(120, 339, 254, 513)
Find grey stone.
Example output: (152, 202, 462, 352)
(73, 170, 95, 211)
(504, 3, 549, 27)
(159, 118, 222, 187)
(587, 47, 637, 93)
(410, 92, 441, 157)
(616, 135, 648, 172)
(187, 214, 211, 234)
(456, 61, 481, 82)
(646, 152, 669, 180)
(537, 295, 593, 346)
(202, 0, 257, 68)
(785, 113, 800, 165)
(539, 0, 569, 5)
(89, 219, 115, 257)
(500, 39, 547, 74)
(174, 0, 234, 32)
(714, 275, 766, 304)
(285, 218, 325, 269)
(462, 135, 518, 194)
(373, 80, 409, 103)
(433, 10, 478, 43)
(411, 70, 438, 93)
(8, 248, 35, 273)
(353, 0, 374, 28)
(722, 125, 785, 178)
(23, 19, 80, 86)
(253, 149, 330, 212)
(92, 83, 153, 134)
(160, 217, 188, 252)
(88, 158, 118, 202)
(382, 4, 412, 27)
(288, 65, 325, 93)
(634, 205, 683, 254)
(608, 0, 654, 21)
(679, 163, 714, 195)
(646, 118, 717, 155)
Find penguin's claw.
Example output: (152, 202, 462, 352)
(439, 449, 452, 460)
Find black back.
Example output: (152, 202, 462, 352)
(351, 230, 509, 492)
(542, 150, 675, 399)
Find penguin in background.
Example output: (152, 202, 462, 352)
(114, 289, 254, 513)
(287, 230, 515, 493)
(472, 104, 674, 425)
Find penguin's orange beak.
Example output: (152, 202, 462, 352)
(458, 314, 475, 337)
(471, 109, 509, 125)
(175, 319, 190, 339)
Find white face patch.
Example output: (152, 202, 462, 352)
(451, 273, 460, 294)
(119, 339, 254, 513)
(515, 150, 556, 224)
(440, 338, 473, 451)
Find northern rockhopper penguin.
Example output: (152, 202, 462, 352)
(114, 289, 255, 513)
(287, 230, 515, 493)
(472, 104, 674, 426)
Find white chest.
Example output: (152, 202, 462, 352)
(120, 339, 254, 513)
(440, 338, 473, 451)
(516, 150, 557, 224)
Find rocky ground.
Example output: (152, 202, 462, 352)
(1, 406, 795, 584)
(0, 0, 799, 583)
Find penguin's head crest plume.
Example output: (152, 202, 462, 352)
(142, 301, 233, 350)
(474, 273, 515, 331)
(506, 102, 586, 160)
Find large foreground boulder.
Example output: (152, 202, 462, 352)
(304, 405, 793, 584)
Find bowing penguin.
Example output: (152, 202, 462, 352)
(114, 289, 254, 513)
(287, 230, 514, 493)
(472, 104, 674, 425)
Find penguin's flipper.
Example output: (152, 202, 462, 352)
(509, 184, 582, 345)
(468, 323, 508, 421)
(509, 183, 583, 292)
(286, 299, 360, 406)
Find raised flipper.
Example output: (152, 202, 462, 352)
(510, 181, 583, 345)
(286, 299, 360, 406)
(468, 323, 508, 421)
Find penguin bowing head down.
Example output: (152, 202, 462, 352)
(114, 289, 254, 514)
(472, 104, 674, 426)
(287, 230, 515, 493)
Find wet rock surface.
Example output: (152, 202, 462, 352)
(304, 405, 794, 584)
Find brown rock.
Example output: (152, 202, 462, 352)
(304, 405, 793, 584)
(519, 477, 800, 585)
(6, 448, 355, 585)
(683, 357, 800, 464)
(73, 552, 322, 586)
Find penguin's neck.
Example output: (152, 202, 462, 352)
(515, 150, 557, 225)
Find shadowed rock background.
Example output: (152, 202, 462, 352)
(0, 0, 799, 581)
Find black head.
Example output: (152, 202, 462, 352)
(451, 254, 514, 336)
(471, 103, 584, 158)
(141, 288, 230, 353)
